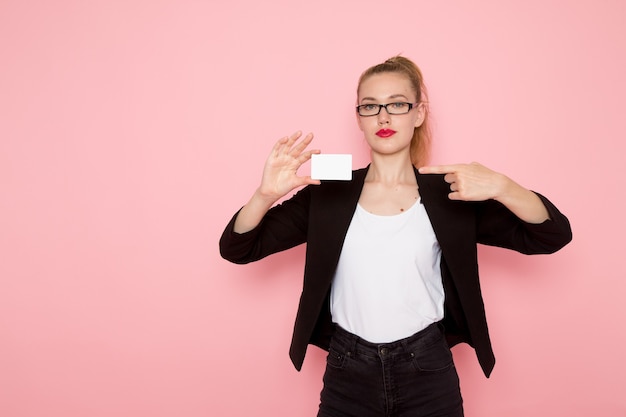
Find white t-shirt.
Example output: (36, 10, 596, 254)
(330, 199, 444, 343)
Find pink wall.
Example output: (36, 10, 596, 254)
(1, 0, 624, 415)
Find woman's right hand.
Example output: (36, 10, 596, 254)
(233, 132, 320, 233)
(257, 131, 321, 202)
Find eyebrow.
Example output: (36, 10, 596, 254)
(360, 94, 410, 103)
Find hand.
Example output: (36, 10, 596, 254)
(258, 131, 321, 201)
(418, 162, 508, 201)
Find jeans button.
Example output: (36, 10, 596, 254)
(380, 347, 388, 356)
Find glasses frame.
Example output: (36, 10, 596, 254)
(355, 102, 420, 117)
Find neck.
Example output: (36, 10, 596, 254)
(366, 152, 416, 185)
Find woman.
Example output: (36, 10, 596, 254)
(219, 56, 572, 416)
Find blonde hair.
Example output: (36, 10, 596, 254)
(357, 56, 432, 167)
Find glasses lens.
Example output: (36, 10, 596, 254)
(358, 104, 380, 116)
(387, 102, 410, 114)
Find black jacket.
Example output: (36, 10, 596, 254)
(219, 166, 572, 377)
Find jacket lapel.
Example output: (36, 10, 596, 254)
(306, 167, 367, 290)
(416, 168, 479, 289)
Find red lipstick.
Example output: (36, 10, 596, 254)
(376, 129, 396, 138)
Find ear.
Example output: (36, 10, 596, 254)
(414, 102, 426, 128)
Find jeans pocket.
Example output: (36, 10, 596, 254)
(411, 337, 454, 372)
(326, 347, 347, 369)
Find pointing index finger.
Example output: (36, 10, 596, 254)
(418, 164, 461, 174)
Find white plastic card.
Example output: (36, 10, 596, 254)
(311, 154, 352, 181)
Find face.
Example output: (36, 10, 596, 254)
(356, 72, 425, 158)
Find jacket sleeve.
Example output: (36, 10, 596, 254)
(219, 186, 311, 264)
(475, 192, 572, 254)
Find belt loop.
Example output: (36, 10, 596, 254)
(437, 320, 445, 333)
(399, 338, 412, 355)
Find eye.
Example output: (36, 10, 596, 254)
(391, 102, 408, 109)
(363, 104, 378, 111)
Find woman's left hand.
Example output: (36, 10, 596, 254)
(418, 162, 508, 201)
(418, 162, 550, 223)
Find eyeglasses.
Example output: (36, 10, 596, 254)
(356, 102, 419, 117)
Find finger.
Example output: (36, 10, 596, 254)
(303, 176, 321, 186)
(418, 164, 461, 175)
(274, 131, 302, 157)
(297, 148, 321, 164)
(448, 191, 462, 201)
(443, 173, 457, 184)
(289, 130, 302, 139)
(290, 132, 315, 156)
(271, 136, 289, 158)
(297, 149, 322, 167)
(281, 131, 302, 153)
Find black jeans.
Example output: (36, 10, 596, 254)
(318, 323, 464, 417)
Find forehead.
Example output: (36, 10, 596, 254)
(358, 72, 415, 101)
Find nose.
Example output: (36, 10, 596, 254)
(377, 106, 391, 125)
